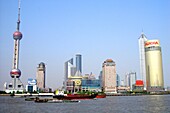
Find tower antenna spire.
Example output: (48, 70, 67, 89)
(17, 0, 21, 31)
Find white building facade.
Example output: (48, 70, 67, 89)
(138, 33, 147, 90)
(129, 72, 137, 91)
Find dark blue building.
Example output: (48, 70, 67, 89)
(76, 54, 82, 73)
(81, 79, 101, 92)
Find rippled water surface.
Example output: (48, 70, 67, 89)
(0, 95, 170, 113)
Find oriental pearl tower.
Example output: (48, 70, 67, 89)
(8, 0, 24, 92)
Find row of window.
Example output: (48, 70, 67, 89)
(9, 84, 22, 88)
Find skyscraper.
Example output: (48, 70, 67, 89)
(76, 54, 82, 74)
(6, 0, 24, 93)
(64, 54, 83, 90)
(129, 72, 137, 91)
(138, 33, 147, 90)
(124, 72, 136, 91)
(120, 80, 125, 86)
(145, 40, 164, 90)
(125, 73, 130, 87)
(64, 58, 76, 90)
(102, 59, 117, 93)
(116, 74, 120, 87)
(64, 58, 76, 79)
(99, 71, 102, 88)
(36, 62, 46, 89)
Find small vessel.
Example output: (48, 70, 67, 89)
(34, 97, 48, 103)
(96, 93, 106, 98)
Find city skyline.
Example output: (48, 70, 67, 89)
(0, 0, 170, 90)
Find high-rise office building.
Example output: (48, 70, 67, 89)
(36, 62, 46, 89)
(64, 54, 83, 91)
(71, 67, 77, 76)
(129, 72, 137, 91)
(116, 74, 120, 87)
(6, 0, 24, 93)
(64, 58, 76, 90)
(65, 58, 74, 79)
(102, 59, 117, 93)
(145, 40, 164, 90)
(76, 54, 82, 74)
(125, 73, 130, 87)
(99, 71, 103, 88)
(125, 72, 136, 90)
(120, 80, 125, 86)
(138, 33, 147, 90)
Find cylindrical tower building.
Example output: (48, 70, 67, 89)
(145, 40, 164, 90)
(36, 62, 46, 89)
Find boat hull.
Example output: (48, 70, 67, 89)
(96, 94, 106, 98)
(53, 94, 97, 100)
(34, 97, 48, 103)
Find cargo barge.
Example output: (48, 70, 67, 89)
(53, 93, 97, 100)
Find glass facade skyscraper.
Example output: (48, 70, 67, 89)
(129, 72, 137, 91)
(65, 58, 73, 79)
(81, 79, 100, 91)
(64, 58, 75, 90)
(116, 74, 120, 87)
(76, 54, 82, 74)
(138, 33, 147, 90)
(64, 54, 83, 91)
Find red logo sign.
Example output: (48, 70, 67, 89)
(145, 41, 159, 46)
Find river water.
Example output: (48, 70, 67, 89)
(0, 95, 170, 113)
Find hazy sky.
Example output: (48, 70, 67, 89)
(0, 0, 170, 90)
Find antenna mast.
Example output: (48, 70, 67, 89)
(17, 0, 21, 31)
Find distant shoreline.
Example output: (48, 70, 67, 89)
(106, 93, 170, 96)
(0, 93, 170, 97)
